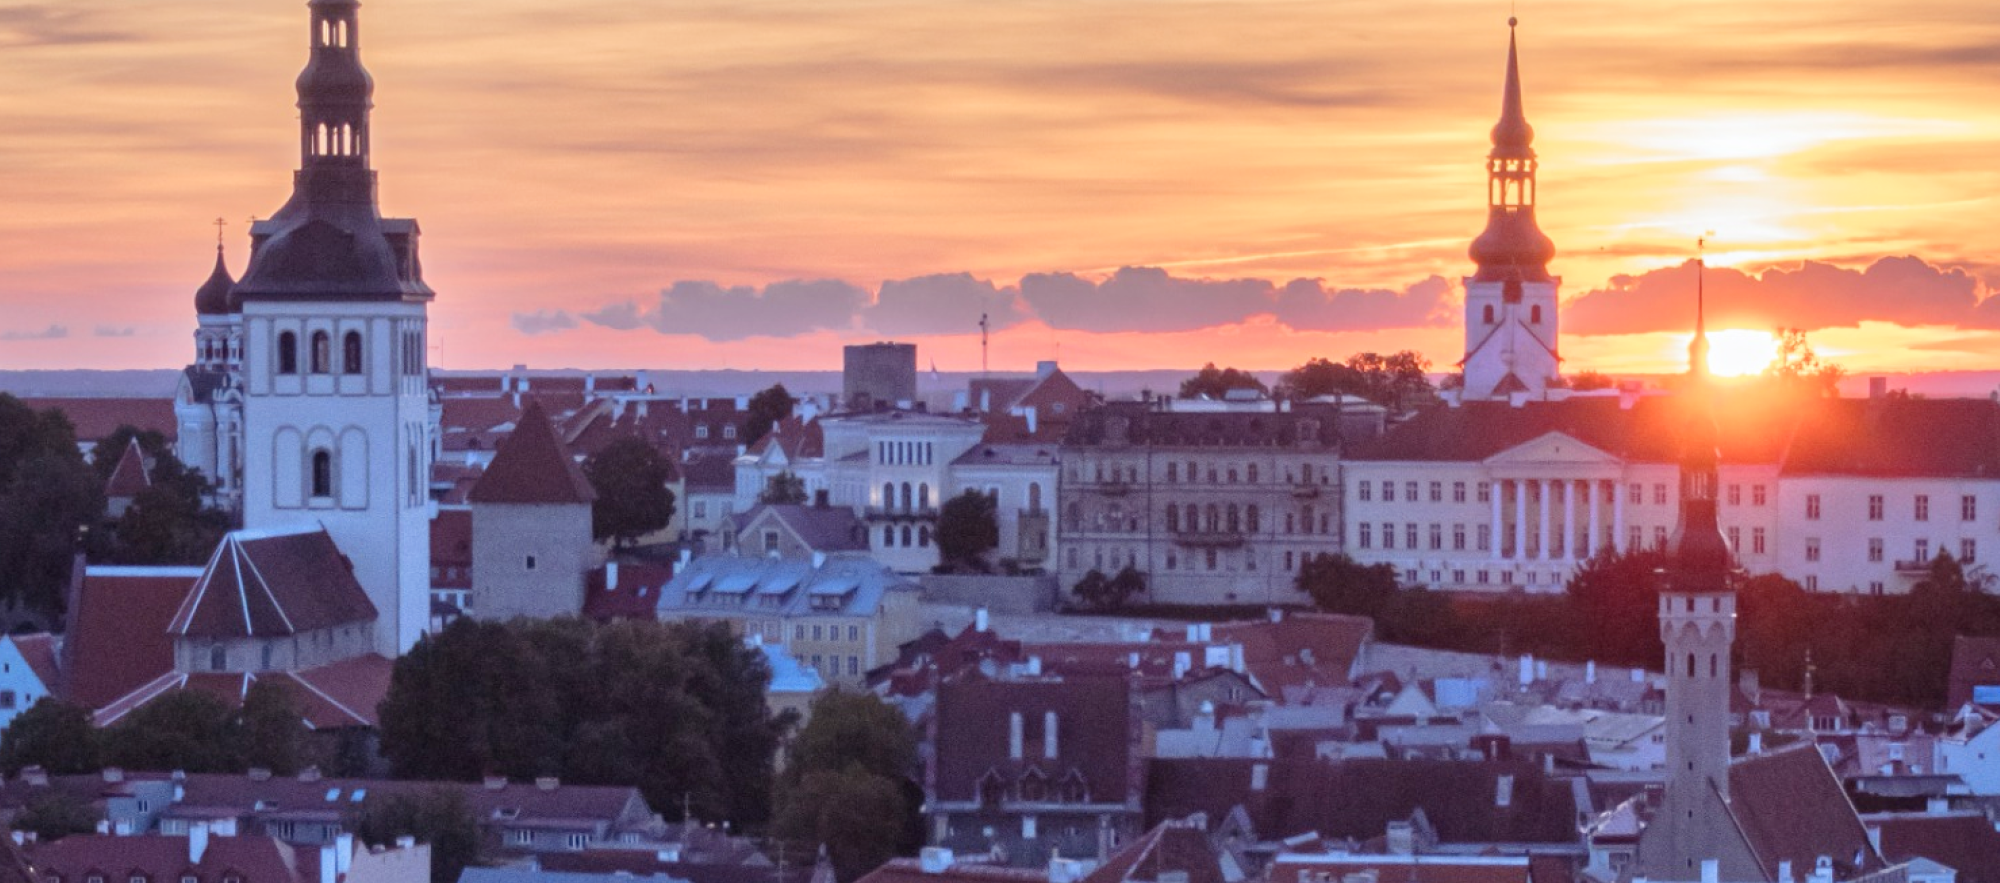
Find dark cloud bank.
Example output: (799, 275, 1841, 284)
(511, 255, 1995, 341)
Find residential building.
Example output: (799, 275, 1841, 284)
(726, 504, 870, 559)
(0, 634, 59, 731)
(845, 342, 918, 411)
(651, 555, 923, 688)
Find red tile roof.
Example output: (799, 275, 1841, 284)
(1348, 393, 1799, 465)
(467, 399, 596, 505)
(582, 562, 676, 622)
(104, 437, 152, 498)
(63, 567, 198, 708)
(95, 654, 394, 729)
(1864, 811, 2000, 883)
(431, 509, 472, 590)
(169, 529, 378, 639)
(20, 397, 177, 445)
(1081, 819, 1226, 883)
(1725, 744, 1884, 881)
(1269, 853, 1532, 883)
(11, 633, 60, 691)
(26, 832, 311, 883)
(1211, 613, 1372, 694)
(1782, 397, 2000, 477)
(855, 858, 1047, 883)
(1946, 635, 2000, 709)
(932, 676, 1132, 804)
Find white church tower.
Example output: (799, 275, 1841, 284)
(233, 0, 433, 656)
(1459, 19, 1561, 401)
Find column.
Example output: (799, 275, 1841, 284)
(1562, 480, 1577, 561)
(1613, 478, 1626, 551)
(1538, 479, 1553, 561)
(1588, 479, 1603, 557)
(1490, 477, 1504, 561)
(1514, 479, 1527, 560)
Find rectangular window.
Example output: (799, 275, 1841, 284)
(1405, 524, 1418, 549)
(1915, 495, 1930, 521)
(1628, 483, 1642, 505)
(1868, 538, 1884, 562)
(795, 625, 806, 640)
(1383, 482, 1395, 502)
(1477, 482, 1491, 503)
(1727, 526, 1741, 552)
(1429, 482, 1443, 503)
(1869, 495, 1884, 520)
(1358, 523, 1372, 549)
(848, 625, 859, 641)
(1805, 538, 1820, 562)
(1727, 484, 1741, 506)
(849, 656, 860, 675)
(1452, 524, 1467, 550)
(1870, 581, 1885, 595)
(1653, 484, 1668, 505)
(1478, 570, 1490, 584)
(1206, 549, 1218, 570)
(1382, 523, 1396, 550)
(1358, 481, 1371, 502)
(1653, 526, 1667, 550)
(1453, 482, 1467, 503)
(811, 625, 823, 640)
(1629, 526, 1642, 551)
(1428, 523, 1442, 550)
(1751, 527, 1766, 555)
(1806, 494, 1821, 520)
(1476, 524, 1491, 551)
(1452, 569, 1465, 584)
(1405, 481, 1419, 502)
(1916, 538, 1930, 562)
(1965, 495, 1979, 521)
(694, 501, 708, 519)
(1962, 539, 1977, 562)
(1805, 575, 1818, 591)
(1284, 551, 1294, 571)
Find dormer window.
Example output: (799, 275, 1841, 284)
(1530, 305, 1543, 324)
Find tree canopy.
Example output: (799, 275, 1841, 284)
(1276, 351, 1435, 410)
(350, 788, 485, 883)
(584, 436, 678, 547)
(0, 698, 100, 776)
(1178, 363, 1267, 400)
(774, 692, 922, 882)
(378, 617, 783, 828)
(0, 394, 102, 623)
(1073, 566, 1145, 611)
(1764, 328, 1845, 397)
(743, 384, 799, 447)
(1295, 553, 1401, 620)
(93, 424, 231, 566)
(934, 490, 998, 572)
(760, 471, 808, 506)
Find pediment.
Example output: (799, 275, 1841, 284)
(1484, 431, 1623, 468)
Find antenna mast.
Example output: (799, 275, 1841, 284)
(979, 312, 989, 378)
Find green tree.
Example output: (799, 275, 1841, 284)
(935, 490, 998, 572)
(350, 788, 485, 883)
(742, 384, 799, 447)
(1072, 566, 1144, 610)
(760, 472, 809, 505)
(378, 618, 564, 783)
(1277, 352, 1434, 410)
(1562, 548, 1670, 668)
(775, 692, 920, 883)
(584, 436, 678, 547)
(1178, 363, 1267, 400)
(1296, 553, 1400, 620)
(1568, 370, 1615, 392)
(101, 690, 240, 773)
(96, 428, 232, 566)
(16, 792, 98, 842)
(0, 395, 103, 622)
(0, 698, 100, 776)
(237, 679, 311, 776)
(1764, 328, 1845, 397)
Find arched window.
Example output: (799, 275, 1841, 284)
(1483, 304, 1495, 325)
(277, 331, 299, 375)
(1710, 654, 1718, 678)
(1227, 504, 1241, 533)
(1531, 304, 1543, 324)
(1247, 505, 1261, 533)
(919, 526, 931, 547)
(309, 331, 331, 373)
(918, 483, 930, 509)
(900, 482, 913, 511)
(901, 525, 913, 547)
(1165, 504, 1180, 533)
(883, 525, 895, 546)
(1687, 653, 1697, 678)
(1205, 504, 1220, 532)
(311, 449, 333, 498)
(342, 331, 363, 374)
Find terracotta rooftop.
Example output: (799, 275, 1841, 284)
(64, 566, 199, 708)
(1863, 810, 2000, 883)
(468, 399, 596, 505)
(1725, 744, 1883, 882)
(27, 832, 310, 883)
(104, 437, 152, 498)
(169, 528, 378, 639)
(18, 397, 178, 446)
(1946, 635, 2000, 709)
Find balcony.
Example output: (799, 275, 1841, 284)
(1893, 558, 1935, 574)
(1093, 480, 1135, 497)
(1172, 530, 1248, 549)
(864, 506, 938, 521)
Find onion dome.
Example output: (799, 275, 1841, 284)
(194, 244, 236, 315)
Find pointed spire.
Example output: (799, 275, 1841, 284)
(1490, 18, 1535, 158)
(1689, 239, 1712, 379)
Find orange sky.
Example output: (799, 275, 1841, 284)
(3, 0, 1999, 375)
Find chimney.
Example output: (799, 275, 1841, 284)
(1778, 861, 1794, 883)
(1269, 608, 1283, 623)
(396, 836, 416, 849)
(1748, 732, 1763, 754)
(585, 373, 596, 394)
(484, 775, 508, 790)
(1386, 821, 1414, 856)
(678, 548, 692, 569)
(1926, 797, 1949, 814)
(606, 561, 619, 591)
(336, 833, 354, 874)
(190, 822, 211, 863)
(1024, 406, 1038, 435)
(1250, 763, 1269, 791)
(1049, 858, 1089, 883)
(1037, 360, 1058, 378)
(1010, 712, 1025, 759)
(213, 818, 237, 837)
(975, 607, 990, 633)
(1810, 857, 1833, 883)
(297, 765, 321, 782)
(102, 767, 124, 783)
(1186, 624, 1200, 642)
(1044, 711, 1060, 759)
(1494, 774, 1514, 808)
(1701, 860, 1719, 883)
(21, 766, 47, 787)
(1740, 669, 1761, 701)
(1586, 660, 1596, 684)
(1536, 660, 1549, 681)
(1195, 701, 1216, 732)
(1518, 655, 1534, 687)
(1026, 655, 1042, 676)
(920, 848, 955, 873)
(1173, 652, 1191, 680)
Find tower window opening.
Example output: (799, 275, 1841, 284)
(277, 331, 299, 375)
(1687, 653, 1696, 678)
(343, 331, 363, 374)
(1483, 305, 1495, 325)
(335, 20, 347, 48)
(311, 449, 332, 498)
(1530, 305, 1542, 324)
(1710, 654, 1718, 678)
(310, 331, 331, 373)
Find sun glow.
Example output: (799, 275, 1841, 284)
(1702, 329, 1779, 377)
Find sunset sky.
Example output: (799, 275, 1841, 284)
(3, 0, 1999, 375)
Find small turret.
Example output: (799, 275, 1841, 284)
(193, 243, 236, 316)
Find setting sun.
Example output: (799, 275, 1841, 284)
(1702, 329, 1779, 377)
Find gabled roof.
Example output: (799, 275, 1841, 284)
(1863, 810, 2000, 883)
(469, 399, 597, 505)
(170, 528, 378, 639)
(8, 634, 60, 691)
(1211, 613, 1372, 695)
(1725, 744, 1883, 881)
(431, 508, 473, 589)
(104, 437, 151, 498)
(1082, 818, 1227, 883)
(932, 675, 1132, 803)
(64, 566, 200, 708)
(1347, 393, 1796, 464)
(748, 417, 824, 460)
(26, 833, 310, 883)
(732, 504, 869, 553)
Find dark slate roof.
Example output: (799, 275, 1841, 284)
(1142, 758, 1580, 845)
(732, 504, 869, 552)
(1782, 397, 2000, 478)
(1725, 744, 1884, 881)
(104, 437, 151, 498)
(194, 245, 237, 316)
(1947, 635, 2000, 709)
(468, 399, 596, 505)
(1863, 811, 2000, 883)
(1081, 818, 1227, 883)
(27, 833, 310, 883)
(933, 675, 1132, 804)
(1347, 393, 1797, 464)
(1211, 612, 1372, 695)
(64, 567, 199, 708)
(681, 450, 737, 493)
(169, 528, 378, 639)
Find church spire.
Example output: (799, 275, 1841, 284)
(1688, 238, 1712, 380)
(1469, 18, 1555, 283)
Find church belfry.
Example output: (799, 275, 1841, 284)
(230, 0, 434, 657)
(1459, 19, 1562, 401)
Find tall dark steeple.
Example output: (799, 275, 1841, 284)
(1667, 248, 1731, 591)
(1468, 18, 1556, 284)
(233, 0, 431, 302)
